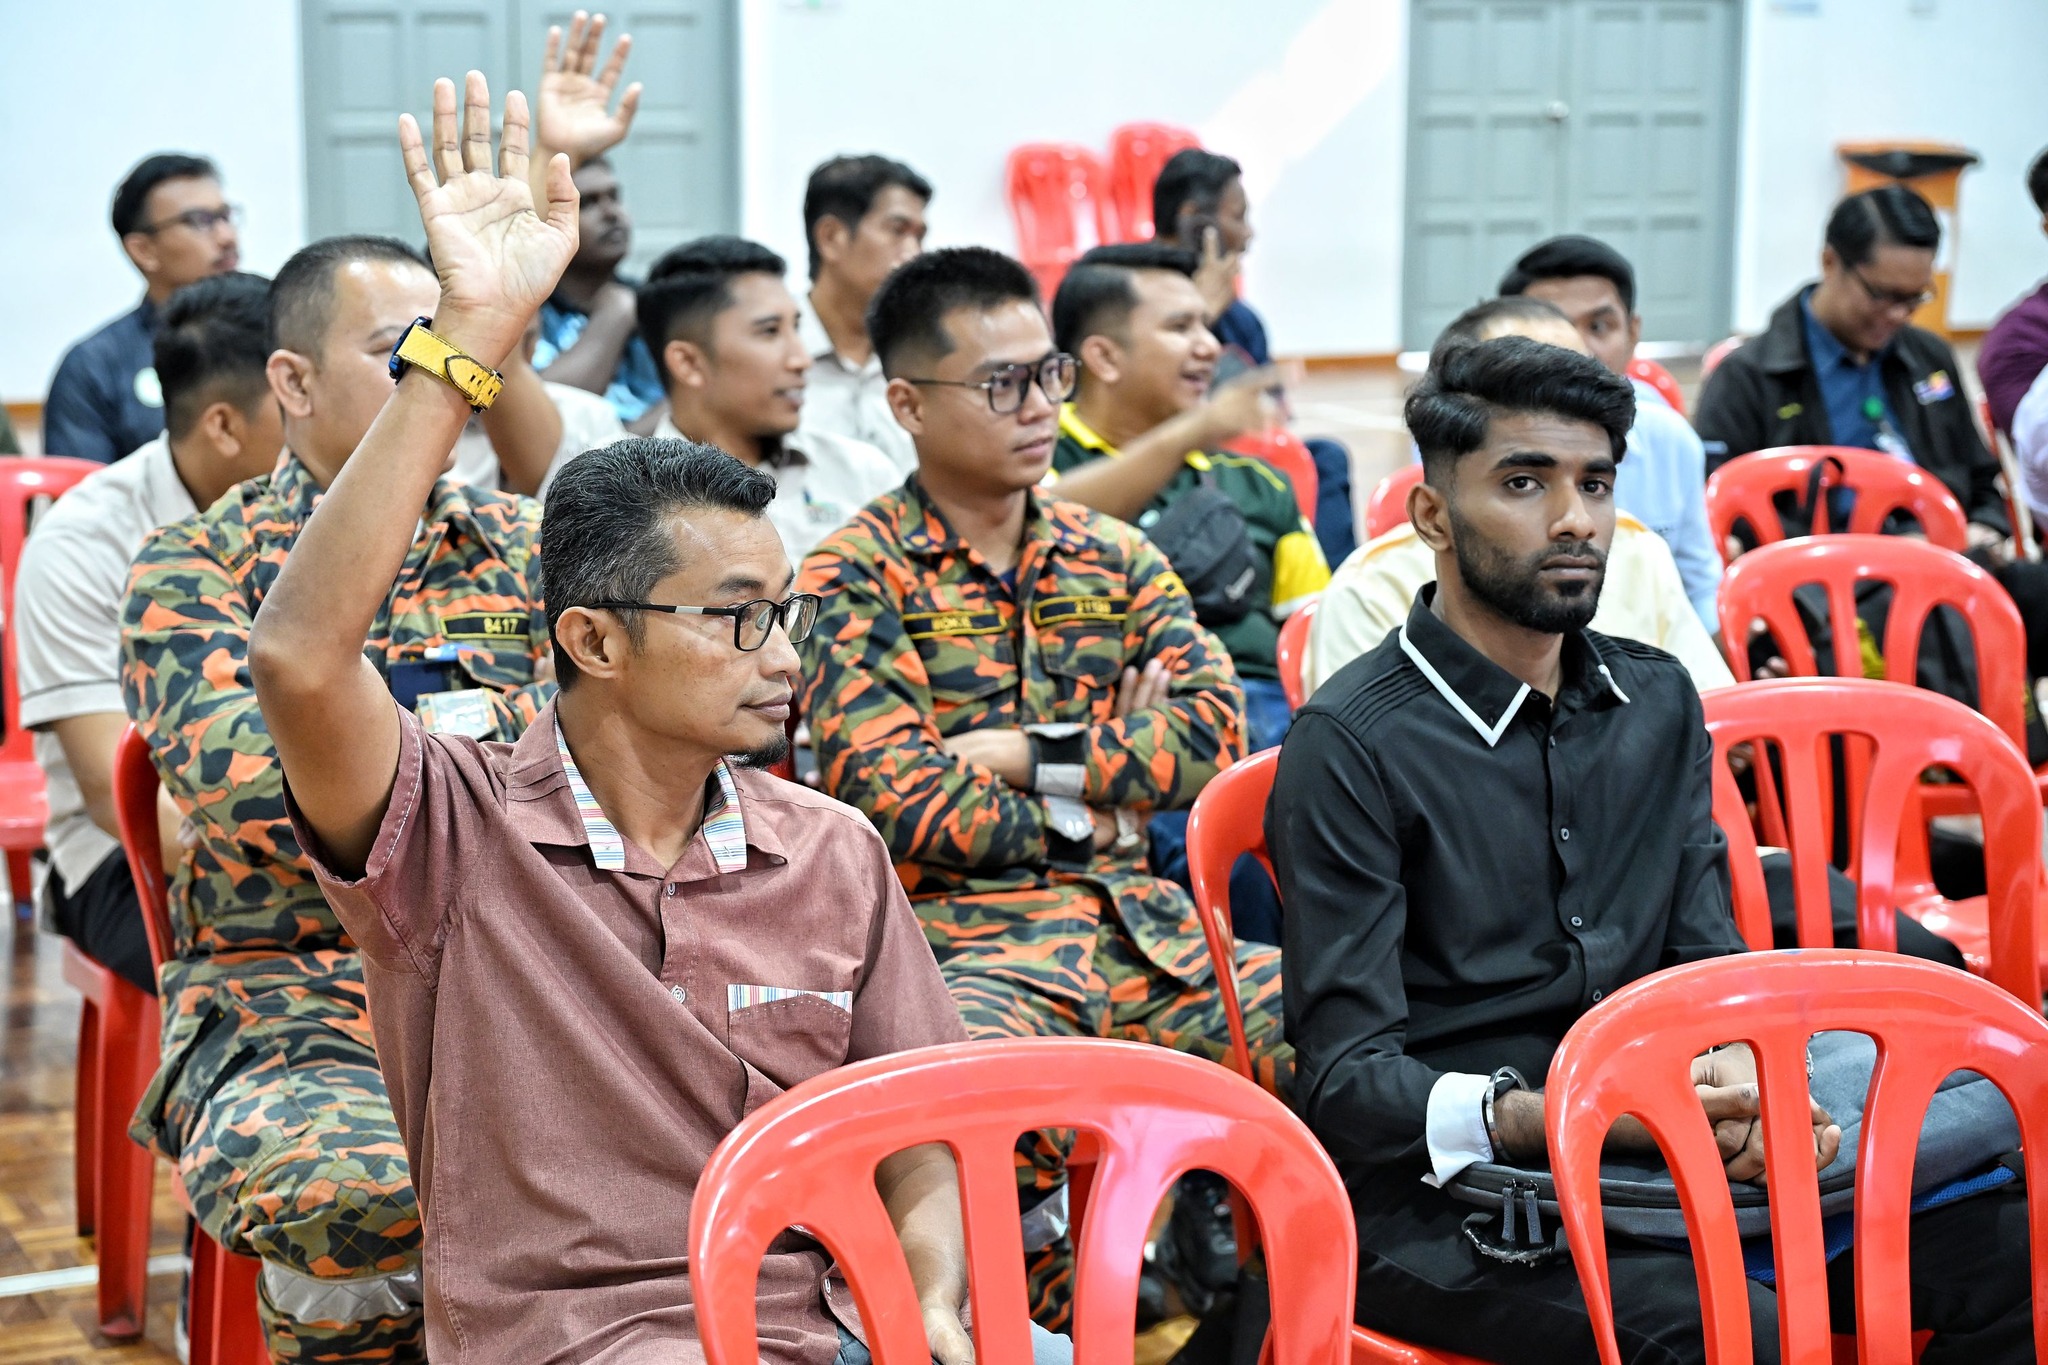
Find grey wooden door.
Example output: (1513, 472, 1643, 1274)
(302, 0, 736, 266)
(1402, 0, 1742, 350)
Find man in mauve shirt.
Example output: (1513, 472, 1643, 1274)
(249, 74, 1007, 1365)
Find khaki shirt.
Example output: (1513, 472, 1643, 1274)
(798, 292, 919, 476)
(295, 701, 966, 1364)
(1305, 512, 1734, 699)
(653, 414, 901, 565)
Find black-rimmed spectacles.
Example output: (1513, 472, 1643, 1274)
(905, 352, 1077, 415)
(593, 594, 821, 652)
(1847, 262, 1934, 313)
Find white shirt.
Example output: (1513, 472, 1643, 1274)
(16, 435, 198, 890)
(2011, 364, 2048, 524)
(651, 414, 902, 564)
(448, 379, 628, 495)
(797, 291, 919, 476)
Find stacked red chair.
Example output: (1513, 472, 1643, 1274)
(1004, 144, 1112, 300)
(0, 456, 101, 907)
(1548, 951, 2048, 1363)
(1625, 356, 1686, 416)
(113, 724, 267, 1364)
(1364, 464, 1424, 540)
(1104, 122, 1200, 242)
(1703, 445, 1967, 564)
(1277, 599, 1318, 712)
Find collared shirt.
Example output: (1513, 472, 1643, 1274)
(1622, 379, 1723, 626)
(1269, 586, 1742, 1187)
(447, 378, 626, 494)
(1304, 513, 1734, 700)
(43, 297, 164, 463)
(1051, 405, 1329, 680)
(533, 286, 666, 422)
(798, 293, 919, 476)
(653, 414, 901, 565)
(1799, 286, 1909, 459)
(1212, 298, 1271, 366)
(796, 478, 1245, 984)
(119, 450, 552, 1105)
(18, 434, 199, 892)
(291, 700, 965, 1364)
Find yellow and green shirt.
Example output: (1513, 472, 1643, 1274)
(1051, 405, 1328, 679)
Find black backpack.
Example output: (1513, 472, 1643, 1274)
(1140, 475, 1262, 628)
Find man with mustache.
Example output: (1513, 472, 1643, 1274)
(1271, 336, 2032, 1364)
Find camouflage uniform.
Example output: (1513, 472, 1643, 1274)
(121, 452, 550, 1363)
(797, 479, 1290, 1326)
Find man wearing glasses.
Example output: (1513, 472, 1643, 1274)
(798, 246, 1287, 1329)
(248, 76, 1018, 1365)
(45, 152, 242, 462)
(1695, 186, 2010, 549)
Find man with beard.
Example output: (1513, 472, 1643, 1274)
(1268, 335, 2034, 1363)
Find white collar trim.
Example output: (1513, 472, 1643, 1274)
(1398, 624, 1530, 748)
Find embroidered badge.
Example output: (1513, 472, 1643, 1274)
(903, 609, 1004, 639)
(1913, 370, 1955, 405)
(1031, 595, 1131, 628)
(441, 612, 528, 640)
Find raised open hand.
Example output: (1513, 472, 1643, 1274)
(399, 72, 579, 367)
(537, 11, 643, 165)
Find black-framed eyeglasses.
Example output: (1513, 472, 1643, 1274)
(593, 594, 820, 652)
(905, 352, 1077, 415)
(138, 204, 241, 236)
(1847, 262, 1934, 313)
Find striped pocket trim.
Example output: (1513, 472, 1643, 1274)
(728, 984, 853, 1012)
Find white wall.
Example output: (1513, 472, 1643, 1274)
(0, 0, 306, 404)
(1733, 0, 2048, 334)
(8, 0, 2048, 403)
(737, 0, 1410, 358)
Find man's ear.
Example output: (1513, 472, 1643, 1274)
(554, 605, 631, 684)
(814, 215, 852, 270)
(885, 375, 925, 436)
(120, 230, 160, 278)
(267, 350, 316, 421)
(1078, 334, 1124, 388)
(192, 399, 240, 457)
(1409, 472, 1454, 553)
(663, 337, 711, 395)
(1819, 243, 1841, 278)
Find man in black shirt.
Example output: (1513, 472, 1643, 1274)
(1270, 337, 2032, 1364)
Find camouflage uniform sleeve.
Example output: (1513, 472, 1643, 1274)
(477, 496, 553, 739)
(797, 548, 1054, 872)
(119, 524, 282, 847)
(1080, 532, 1246, 812)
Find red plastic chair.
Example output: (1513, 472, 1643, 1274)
(1277, 600, 1317, 712)
(1223, 427, 1318, 522)
(690, 1038, 1356, 1365)
(1700, 334, 1745, 382)
(1005, 144, 1112, 300)
(1626, 356, 1686, 417)
(1183, 749, 1279, 1086)
(1105, 122, 1200, 242)
(114, 723, 267, 1365)
(1365, 465, 1425, 540)
(1703, 446, 1968, 565)
(1548, 950, 2048, 1365)
(1700, 678, 2044, 1004)
(0, 456, 101, 904)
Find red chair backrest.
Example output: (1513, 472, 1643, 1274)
(1715, 535, 2028, 746)
(0, 457, 102, 760)
(1625, 356, 1686, 417)
(1004, 144, 1111, 299)
(1548, 950, 2048, 1365)
(1221, 427, 1317, 522)
(1276, 600, 1316, 712)
(1364, 464, 1424, 540)
(1699, 334, 1744, 381)
(1183, 749, 1280, 1082)
(690, 1037, 1355, 1365)
(111, 722, 175, 971)
(1704, 446, 1968, 563)
(1105, 122, 1200, 242)
(1701, 678, 2042, 1003)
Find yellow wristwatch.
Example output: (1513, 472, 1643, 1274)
(388, 317, 505, 412)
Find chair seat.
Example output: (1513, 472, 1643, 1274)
(0, 759, 47, 845)
(1351, 1325, 1493, 1365)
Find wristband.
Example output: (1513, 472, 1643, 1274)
(388, 317, 505, 412)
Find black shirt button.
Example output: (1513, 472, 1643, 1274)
(1570, 916, 1583, 928)
(1559, 828, 1570, 841)
(1592, 989, 1603, 1002)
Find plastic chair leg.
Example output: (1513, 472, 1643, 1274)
(8, 847, 34, 905)
(91, 980, 157, 1340)
(188, 1225, 267, 1365)
(73, 992, 100, 1238)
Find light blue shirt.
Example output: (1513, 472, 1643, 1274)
(1620, 378, 1722, 629)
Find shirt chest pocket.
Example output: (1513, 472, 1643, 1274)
(727, 991, 855, 1116)
(1032, 593, 1133, 719)
(904, 592, 1015, 719)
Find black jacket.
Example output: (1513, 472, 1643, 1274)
(1693, 289, 2008, 534)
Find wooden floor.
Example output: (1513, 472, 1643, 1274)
(0, 908, 185, 1364)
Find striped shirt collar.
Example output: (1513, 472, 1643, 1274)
(552, 718, 749, 875)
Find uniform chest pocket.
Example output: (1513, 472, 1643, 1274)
(728, 991, 855, 1116)
(904, 593, 1014, 710)
(1035, 598, 1132, 719)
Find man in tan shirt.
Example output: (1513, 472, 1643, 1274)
(249, 75, 1017, 1365)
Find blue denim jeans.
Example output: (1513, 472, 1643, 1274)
(834, 1321, 1073, 1365)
